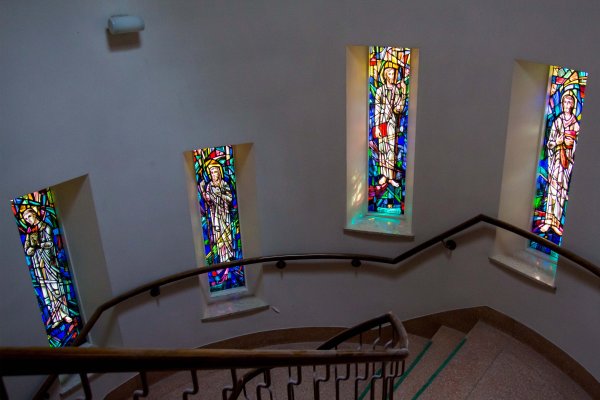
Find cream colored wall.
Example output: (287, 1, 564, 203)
(1, 1, 600, 398)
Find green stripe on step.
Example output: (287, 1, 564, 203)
(357, 340, 433, 400)
(392, 340, 433, 392)
(412, 337, 467, 400)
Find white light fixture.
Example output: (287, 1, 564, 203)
(107, 15, 145, 35)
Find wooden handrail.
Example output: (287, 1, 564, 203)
(74, 214, 600, 347)
(21, 214, 600, 399)
(317, 312, 407, 350)
(8, 311, 410, 400)
(0, 347, 409, 376)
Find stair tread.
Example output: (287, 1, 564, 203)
(465, 348, 584, 400)
(418, 321, 592, 400)
(260, 334, 432, 400)
(498, 338, 592, 399)
(107, 323, 592, 400)
(417, 321, 510, 400)
(354, 333, 432, 399)
(115, 335, 431, 400)
(406, 333, 430, 363)
(395, 325, 465, 399)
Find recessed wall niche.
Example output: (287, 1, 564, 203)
(12, 175, 123, 348)
(491, 60, 588, 288)
(345, 45, 419, 238)
(183, 143, 268, 321)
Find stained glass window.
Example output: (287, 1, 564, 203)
(530, 66, 588, 255)
(193, 145, 245, 293)
(10, 188, 83, 347)
(368, 46, 411, 215)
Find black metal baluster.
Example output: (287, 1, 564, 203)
(287, 365, 302, 400)
(183, 369, 199, 400)
(133, 372, 149, 400)
(77, 373, 92, 400)
(0, 377, 8, 400)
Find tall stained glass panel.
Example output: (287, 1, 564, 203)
(193, 145, 245, 293)
(530, 66, 588, 255)
(11, 188, 83, 347)
(368, 46, 411, 215)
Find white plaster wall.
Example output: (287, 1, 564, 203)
(1, 1, 599, 398)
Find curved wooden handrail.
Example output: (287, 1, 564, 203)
(316, 312, 408, 350)
(0, 347, 409, 377)
(74, 214, 600, 347)
(26, 214, 600, 399)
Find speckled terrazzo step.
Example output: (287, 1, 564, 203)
(394, 325, 465, 400)
(356, 332, 431, 399)
(257, 334, 431, 400)
(417, 321, 592, 400)
(103, 322, 594, 400)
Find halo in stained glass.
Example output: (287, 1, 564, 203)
(530, 66, 588, 256)
(11, 188, 83, 348)
(367, 46, 411, 215)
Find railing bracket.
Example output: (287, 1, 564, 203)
(20, 214, 600, 400)
(442, 239, 457, 251)
(276, 260, 286, 269)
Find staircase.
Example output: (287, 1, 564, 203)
(106, 319, 592, 399)
(410, 321, 591, 400)
(4, 215, 597, 399)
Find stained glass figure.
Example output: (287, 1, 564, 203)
(10, 188, 83, 347)
(530, 66, 588, 255)
(368, 46, 411, 215)
(193, 145, 245, 292)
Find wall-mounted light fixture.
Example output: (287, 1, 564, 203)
(107, 15, 145, 35)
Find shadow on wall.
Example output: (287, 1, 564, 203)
(105, 30, 142, 52)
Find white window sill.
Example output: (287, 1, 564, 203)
(345, 213, 414, 238)
(489, 248, 557, 289)
(202, 294, 269, 322)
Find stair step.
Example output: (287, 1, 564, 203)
(251, 334, 432, 400)
(394, 325, 465, 400)
(417, 320, 593, 400)
(106, 322, 593, 400)
(465, 330, 592, 400)
(466, 349, 568, 399)
(266, 334, 432, 400)
(113, 335, 431, 400)
(356, 333, 431, 399)
(417, 321, 509, 399)
(407, 333, 431, 360)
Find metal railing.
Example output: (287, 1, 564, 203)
(1, 313, 408, 400)
(59, 214, 600, 352)
(1, 214, 598, 399)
